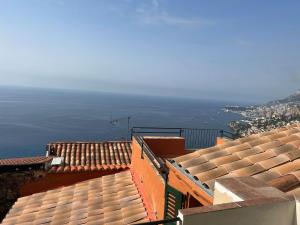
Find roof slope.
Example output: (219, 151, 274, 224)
(2, 171, 149, 225)
(48, 141, 132, 173)
(173, 124, 300, 193)
(0, 156, 52, 167)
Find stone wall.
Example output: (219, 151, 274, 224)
(0, 170, 46, 222)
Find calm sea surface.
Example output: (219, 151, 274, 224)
(0, 87, 242, 158)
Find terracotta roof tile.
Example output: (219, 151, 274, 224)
(196, 146, 223, 156)
(279, 135, 300, 144)
(283, 128, 300, 135)
(283, 149, 300, 161)
(275, 127, 289, 132)
(267, 173, 299, 192)
(266, 132, 287, 140)
(253, 170, 281, 182)
(48, 141, 132, 173)
(289, 170, 300, 180)
(221, 159, 252, 173)
(174, 151, 199, 163)
(210, 154, 240, 166)
(254, 140, 282, 151)
(270, 159, 300, 175)
(180, 156, 208, 168)
(203, 149, 230, 160)
(173, 124, 300, 193)
(0, 156, 52, 167)
(269, 143, 296, 155)
(238, 134, 260, 143)
(218, 140, 242, 148)
(257, 155, 290, 170)
(287, 140, 300, 148)
(195, 167, 228, 182)
(234, 146, 264, 159)
(247, 151, 277, 164)
(223, 143, 251, 154)
(187, 161, 216, 174)
(247, 137, 271, 147)
(2, 171, 148, 225)
(231, 164, 265, 177)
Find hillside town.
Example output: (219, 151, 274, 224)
(225, 97, 300, 136)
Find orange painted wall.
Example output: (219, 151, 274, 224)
(20, 170, 124, 196)
(144, 137, 185, 158)
(216, 137, 228, 145)
(167, 161, 213, 206)
(131, 138, 166, 220)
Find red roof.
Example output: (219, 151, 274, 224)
(48, 141, 132, 173)
(0, 156, 52, 167)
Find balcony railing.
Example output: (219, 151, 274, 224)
(131, 127, 237, 149)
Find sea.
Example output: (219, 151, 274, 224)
(0, 86, 243, 158)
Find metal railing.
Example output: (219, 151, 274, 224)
(131, 127, 183, 137)
(131, 127, 237, 149)
(181, 128, 219, 149)
(134, 136, 169, 180)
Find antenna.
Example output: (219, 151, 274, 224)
(109, 116, 132, 140)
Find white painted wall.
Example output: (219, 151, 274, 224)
(213, 181, 243, 205)
(179, 199, 297, 225)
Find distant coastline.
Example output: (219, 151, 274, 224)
(223, 91, 300, 136)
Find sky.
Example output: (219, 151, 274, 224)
(0, 0, 299, 103)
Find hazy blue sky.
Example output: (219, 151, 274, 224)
(0, 0, 299, 103)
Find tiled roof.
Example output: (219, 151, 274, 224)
(48, 141, 132, 173)
(0, 156, 52, 167)
(172, 124, 300, 193)
(2, 171, 149, 225)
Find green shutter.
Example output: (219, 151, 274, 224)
(164, 184, 184, 223)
